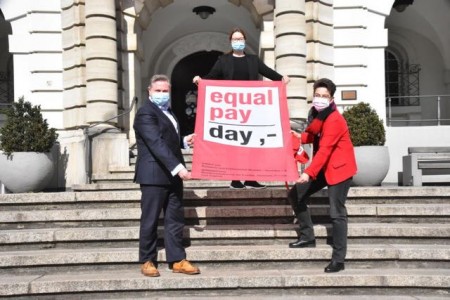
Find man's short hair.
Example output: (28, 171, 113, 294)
(313, 78, 336, 97)
(149, 74, 170, 88)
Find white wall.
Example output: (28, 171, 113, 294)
(2, 0, 64, 129)
(333, 1, 392, 121)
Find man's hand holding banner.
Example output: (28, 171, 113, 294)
(192, 80, 298, 181)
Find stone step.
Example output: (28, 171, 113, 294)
(91, 173, 286, 186)
(85, 179, 287, 189)
(116, 147, 192, 169)
(58, 296, 448, 300)
(2, 223, 448, 246)
(1, 268, 448, 297)
(0, 186, 448, 298)
(109, 163, 193, 173)
(2, 204, 449, 225)
(3, 187, 450, 205)
(1, 244, 449, 269)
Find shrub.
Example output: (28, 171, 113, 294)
(342, 102, 386, 146)
(0, 97, 58, 156)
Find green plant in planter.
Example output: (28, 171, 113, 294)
(342, 102, 386, 147)
(0, 97, 58, 157)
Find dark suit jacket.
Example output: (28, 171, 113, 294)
(133, 100, 185, 185)
(204, 53, 283, 81)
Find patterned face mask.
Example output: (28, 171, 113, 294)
(312, 97, 330, 111)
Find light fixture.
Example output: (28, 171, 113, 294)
(393, 0, 414, 12)
(192, 6, 216, 20)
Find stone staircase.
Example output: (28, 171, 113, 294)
(77, 148, 287, 190)
(0, 183, 449, 298)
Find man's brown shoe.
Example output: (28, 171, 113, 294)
(172, 259, 200, 275)
(141, 261, 160, 277)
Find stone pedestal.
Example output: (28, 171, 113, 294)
(90, 130, 129, 176)
(52, 129, 87, 188)
(48, 129, 129, 189)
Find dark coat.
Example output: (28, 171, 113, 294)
(133, 100, 185, 185)
(204, 53, 283, 81)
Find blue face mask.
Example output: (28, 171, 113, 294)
(231, 40, 245, 51)
(150, 92, 170, 108)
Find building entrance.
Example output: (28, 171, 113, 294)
(171, 50, 221, 136)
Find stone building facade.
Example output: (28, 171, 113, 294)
(0, 0, 449, 187)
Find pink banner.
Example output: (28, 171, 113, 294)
(191, 80, 298, 181)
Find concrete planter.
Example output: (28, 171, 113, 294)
(352, 146, 390, 186)
(0, 152, 54, 193)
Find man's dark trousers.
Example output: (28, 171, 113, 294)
(288, 171, 352, 262)
(139, 182, 186, 264)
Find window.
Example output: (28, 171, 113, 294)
(384, 49, 420, 106)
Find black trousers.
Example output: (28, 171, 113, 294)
(139, 183, 186, 264)
(288, 171, 352, 262)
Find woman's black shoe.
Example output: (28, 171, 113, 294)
(244, 181, 266, 189)
(229, 181, 245, 189)
(324, 261, 345, 273)
(288, 238, 316, 248)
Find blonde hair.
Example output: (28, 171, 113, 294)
(148, 74, 170, 89)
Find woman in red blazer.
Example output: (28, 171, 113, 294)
(288, 78, 357, 273)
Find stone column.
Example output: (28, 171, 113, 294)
(61, 0, 86, 128)
(274, 0, 309, 120)
(259, 21, 276, 75)
(85, 0, 118, 126)
(120, 6, 144, 146)
(305, 0, 334, 98)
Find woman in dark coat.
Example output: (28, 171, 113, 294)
(193, 27, 290, 189)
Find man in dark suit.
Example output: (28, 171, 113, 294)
(134, 74, 200, 277)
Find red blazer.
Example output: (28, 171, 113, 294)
(300, 110, 357, 185)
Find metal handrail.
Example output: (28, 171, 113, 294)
(83, 97, 138, 183)
(86, 97, 138, 130)
(386, 94, 450, 127)
(386, 94, 450, 98)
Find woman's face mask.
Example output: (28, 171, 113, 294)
(150, 92, 170, 107)
(231, 40, 245, 51)
(312, 97, 330, 111)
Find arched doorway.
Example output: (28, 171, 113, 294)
(171, 50, 222, 135)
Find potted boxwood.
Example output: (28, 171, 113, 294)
(343, 102, 389, 186)
(0, 97, 58, 193)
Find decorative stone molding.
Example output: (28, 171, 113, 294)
(274, 0, 308, 119)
